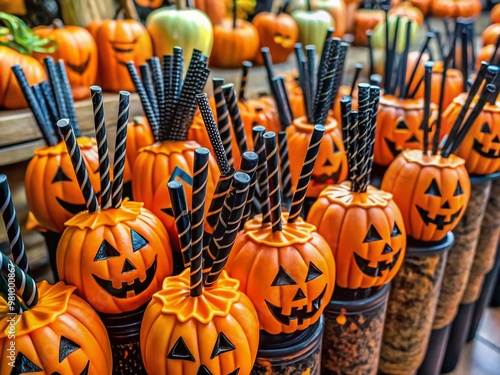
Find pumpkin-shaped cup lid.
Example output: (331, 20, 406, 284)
(64, 200, 143, 229)
(401, 149, 465, 168)
(318, 180, 394, 208)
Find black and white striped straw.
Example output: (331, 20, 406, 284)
(112, 91, 130, 208)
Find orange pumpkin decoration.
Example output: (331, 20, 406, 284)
(308, 182, 406, 289)
(389, 1, 424, 25)
(429, 0, 482, 18)
(87, 18, 152, 92)
(194, 0, 226, 24)
(382, 149, 471, 241)
(0, 281, 113, 375)
(33, 20, 98, 100)
(413, 61, 464, 111)
(482, 23, 500, 47)
(287, 116, 348, 198)
(126, 116, 155, 173)
(476, 44, 496, 71)
(352, 9, 385, 46)
(253, 10, 298, 65)
(374, 96, 438, 166)
(0, 46, 46, 109)
(210, 11, 259, 69)
(140, 269, 259, 374)
(226, 213, 336, 334)
(441, 93, 500, 175)
(492, 3, 500, 23)
(292, 0, 347, 37)
(24, 137, 101, 233)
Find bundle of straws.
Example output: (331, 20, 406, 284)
(340, 83, 381, 192)
(126, 47, 210, 143)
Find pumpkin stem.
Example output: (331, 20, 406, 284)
(51, 19, 64, 29)
(233, 0, 237, 29)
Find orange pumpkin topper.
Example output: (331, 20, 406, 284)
(194, 0, 226, 24)
(0, 177, 113, 375)
(253, 2, 298, 65)
(382, 150, 470, 241)
(430, 0, 482, 18)
(308, 87, 407, 290)
(87, 17, 152, 92)
(226, 127, 336, 334)
(127, 49, 220, 252)
(210, 0, 259, 68)
(33, 19, 98, 100)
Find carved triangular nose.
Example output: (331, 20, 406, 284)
(441, 200, 451, 209)
(493, 135, 500, 143)
(122, 259, 136, 274)
(293, 288, 307, 301)
(382, 244, 393, 254)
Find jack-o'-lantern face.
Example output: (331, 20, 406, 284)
(381, 150, 471, 242)
(287, 117, 348, 198)
(57, 202, 174, 314)
(24, 138, 101, 233)
(374, 95, 438, 166)
(472, 122, 500, 159)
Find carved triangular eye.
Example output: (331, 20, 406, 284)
(306, 262, 323, 282)
(424, 179, 441, 197)
(391, 222, 402, 237)
(333, 140, 340, 153)
(167, 337, 195, 362)
(52, 166, 72, 183)
(59, 336, 81, 363)
(396, 120, 409, 130)
(363, 224, 383, 243)
(271, 266, 297, 286)
(94, 240, 120, 261)
(131, 229, 148, 252)
(324, 159, 333, 166)
(481, 122, 491, 134)
(210, 332, 236, 359)
(454, 181, 464, 196)
(12, 352, 42, 374)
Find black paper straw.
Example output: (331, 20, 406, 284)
(398, 21, 413, 99)
(40, 81, 60, 130)
(288, 125, 325, 223)
(57, 60, 80, 136)
(367, 30, 374, 78)
(278, 131, 293, 210)
(32, 84, 51, 131)
(317, 28, 334, 86)
(461, 29, 469, 92)
(90, 86, 111, 209)
(331, 42, 349, 111)
(223, 83, 248, 155)
(254, 126, 270, 224)
(405, 32, 434, 98)
(422, 62, 433, 155)
(365, 85, 380, 185)
(191, 148, 209, 295)
(213, 79, 234, 167)
(350, 64, 363, 97)
(0, 253, 37, 308)
(112, 91, 130, 208)
(239, 151, 259, 229)
(162, 54, 173, 138)
(0, 175, 30, 276)
(264, 132, 282, 232)
(44, 57, 68, 120)
(168, 181, 191, 269)
(306, 45, 316, 101)
(239, 61, 252, 102)
(272, 76, 294, 130)
(140, 64, 159, 122)
(261, 47, 278, 100)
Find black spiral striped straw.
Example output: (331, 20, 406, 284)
(340, 96, 352, 153)
(331, 42, 349, 111)
(213, 79, 234, 167)
(254, 126, 270, 224)
(196, 93, 235, 232)
(239, 61, 252, 102)
(261, 47, 279, 100)
(191, 148, 209, 295)
(90, 86, 111, 209)
(350, 64, 363, 97)
(126, 61, 159, 141)
(44, 57, 69, 119)
(40, 81, 60, 130)
(11, 65, 58, 147)
(205, 172, 250, 287)
(364, 85, 380, 186)
(0, 273, 25, 313)
(264, 132, 282, 232)
(278, 131, 293, 210)
(0, 252, 37, 308)
(184, 64, 210, 134)
(305, 45, 316, 101)
(57, 60, 80, 136)
(140, 64, 159, 122)
(272, 76, 294, 130)
(112, 91, 130, 208)
(0, 175, 30, 276)
(148, 56, 164, 122)
(356, 84, 371, 191)
(422, 62, 433, 155)
(223, 83, 248, 155)
(239, 151, 259, 230)
(367, 30, 374, 78)
(288, 125, 325, 223)
(317, 28, 335, 88)
(168, 181, 192, 269)
(162, 54, 173, 139)
(348, 110, 359, 191)
(172, 47, 184, 105)
(295, 43, 313, 122)
(58, 119, 99, 213)
(31, 84, 51, 130)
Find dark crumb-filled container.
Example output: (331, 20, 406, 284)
(379, 232, 453, 375)
(252, 316, 325, 375)
(99, 303, 148, 375)
(321, 283, 391, 375)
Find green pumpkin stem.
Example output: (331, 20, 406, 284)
(306, 0, 312, 12)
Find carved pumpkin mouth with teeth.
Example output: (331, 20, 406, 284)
(354, 248, 402, 277)
(416, 206, 463, 230)
(472, 136, 500, 158)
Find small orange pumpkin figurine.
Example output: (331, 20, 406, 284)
(226, 128, 336, 334)
(210, 0, 260, 68)
(141, 148, 259, 375)
(33, 19, 98, 100)
(0, 176, 113, 375)
(253, 1, 298, 65)
(308, 86, 407, 291)
(127, 49, 219, 252)
(87, 15, 152, 92)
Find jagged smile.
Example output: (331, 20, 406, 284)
(265, 285, 327, 325)
(472, 139, 500, 159)
(311, 169, 343, 185)
(354, 251, 401, 277)
(92, 256, 157, 298)
(416, 205, 463, 230)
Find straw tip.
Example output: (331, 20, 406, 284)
(195, 147, 210, 156)
(167, 180, 183, 191)
(261, 47, 270, 53)
(221, 83, 235, 90)
(253, 125, 266, 133)
(305, 45, 316, 51)
(355, 63, 363, 69)
(90, 85, 102, 92)
(242, 61, 253, 68)
(263, 131, 276, 140)
(196, 93, 208, 100)
(233, 171, 251, 187)
(119, 90, 131, 97)
(57, 118, 71, 128)
(0, 174, 7, 184)
(173, 46, 183, 52)
(242, 151, 259, 163)
(314, 124, 326, 132)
